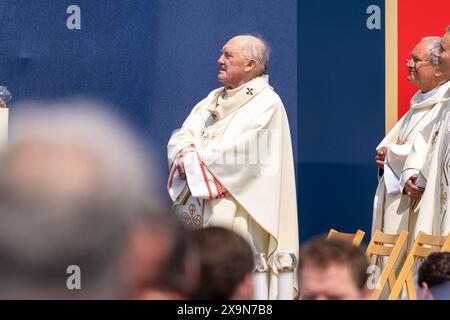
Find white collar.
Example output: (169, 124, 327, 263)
(417, 86, 441, 103)
(410, 80, 450, 109)
(207, 75, 270, 120)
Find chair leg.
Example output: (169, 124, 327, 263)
(406, 272, 416, 300)
(388, 272, 396, 291)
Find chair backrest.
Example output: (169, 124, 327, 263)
(327, 229, 365, 246)
(388, 231, 450, 300)
(365, 230, 408, 299)
(441, 233, 450, 252)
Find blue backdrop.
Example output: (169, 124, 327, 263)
(0, 0, 386, 242)
(298, 0, 385, 242)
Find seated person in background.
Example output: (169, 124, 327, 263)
(190, 226, 254, 300)
(418, 252, 450, 300)
(298, 238, 372, 300)
(122, 208, 200, 300)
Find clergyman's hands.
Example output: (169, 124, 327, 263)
(404, 175, 424, 199)
(176, 144, 196, 181)
(375, 147, 387, 168)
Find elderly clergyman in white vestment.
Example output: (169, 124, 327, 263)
(167, 34, 299, 299)
(372, 37, 450, 244)
(402, 27, 450, 239)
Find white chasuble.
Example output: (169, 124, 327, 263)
(441, 130, 450, 236)
(411, 86, 450, 238)
(167, 75, 299, 299)
(372, 81, 450, 238)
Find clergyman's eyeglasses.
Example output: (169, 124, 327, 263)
(406, 58, 431, 69)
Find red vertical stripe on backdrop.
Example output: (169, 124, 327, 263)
(397, 0, 450, 119)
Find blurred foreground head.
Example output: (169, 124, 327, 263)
(418, 252, 450, 300)
(123, 210, 199, 300)
(190, 226, 254, 300)
(298, 238, 371, 300)
(0, 100, 154, 299)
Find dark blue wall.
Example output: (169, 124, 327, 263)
(298, 0, 385, 242)
(0, 0, 297, 192)
(0, 0, 386, 243)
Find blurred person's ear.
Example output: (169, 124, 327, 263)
(230, 274, 253, 300)
(418, 282, 433, 300)
(361, 286, 374, 300)
(133, 289, 187, 300)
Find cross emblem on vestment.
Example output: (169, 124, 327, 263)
(181, 203, 202, 228)
(246, 87, 253, 95)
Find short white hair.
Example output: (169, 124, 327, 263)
(421, 36, 441, 65)
(238, 34, 271, 75)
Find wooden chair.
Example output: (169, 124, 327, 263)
(327, 229, 365, 246)
(365, 230, 408, 299)
(388, 231, 450, 300)
(442, 234, 450, 251)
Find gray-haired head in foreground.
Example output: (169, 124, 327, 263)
(0, 100, 155, 299)
(238, 34, 271, 75)
(421, 36, 442, 65)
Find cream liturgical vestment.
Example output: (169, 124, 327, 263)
(409, 86, 450, 238)
(167, 75, 299, 299)
(372, 81, 450, 239)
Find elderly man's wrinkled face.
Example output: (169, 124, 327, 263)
(299, 263, 370, 300)
(438, 32, 450, 77)
(407, 41, 438, 90)
(217, 37, 250, 89)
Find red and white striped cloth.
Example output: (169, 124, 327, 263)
(167, 146, 227, 202)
